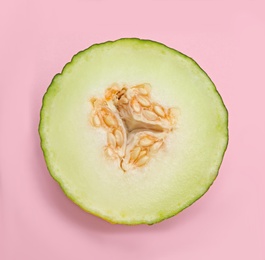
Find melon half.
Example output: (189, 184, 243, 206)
(39, 38, 228, 225)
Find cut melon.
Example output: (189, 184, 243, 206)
(39, 38, 228, 225)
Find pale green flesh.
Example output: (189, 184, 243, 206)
(39, 39, 228, 225)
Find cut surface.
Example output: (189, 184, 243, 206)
(39, 38, 228, 225)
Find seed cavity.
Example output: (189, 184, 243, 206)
(89, 83, 179, 172)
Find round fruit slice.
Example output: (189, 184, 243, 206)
(39, 38, 228, 225)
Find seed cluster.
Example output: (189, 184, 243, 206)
(90, 83, 178, 172)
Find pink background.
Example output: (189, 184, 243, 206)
(1, 0, 265, 259)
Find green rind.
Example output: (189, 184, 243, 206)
(39, 38, 229, 225)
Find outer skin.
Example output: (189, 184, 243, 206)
(39, 38, 229, 225)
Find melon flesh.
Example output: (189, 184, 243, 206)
(39, 38, 228, 225)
